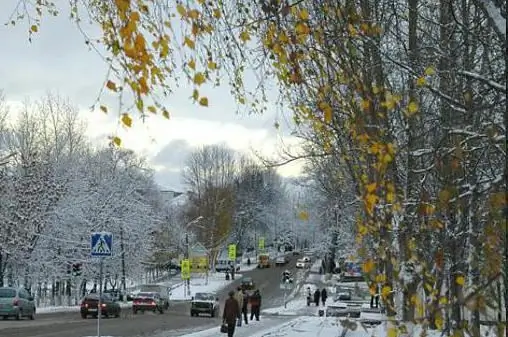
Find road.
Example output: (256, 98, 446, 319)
(0, 255, 302, 337)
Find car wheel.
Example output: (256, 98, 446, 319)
(81, 313, 87, 319)
(15, 311, 21, 320)
(93, 314, 98, 318)
(2, 316, 7, 320)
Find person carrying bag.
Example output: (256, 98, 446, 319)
(222, 291, 240, 336)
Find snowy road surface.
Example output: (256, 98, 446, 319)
(0, 255, 302, 337)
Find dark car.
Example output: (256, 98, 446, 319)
(80, 293, 121, 319)
(132, 292, 165, 314)
(190, 292, 219, 317)
(240, 277, 255, 290)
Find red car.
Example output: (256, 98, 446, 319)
(132, 292, 165, 314)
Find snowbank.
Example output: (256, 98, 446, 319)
(37, 302, 132, 314)
(170, 273, 241, 300)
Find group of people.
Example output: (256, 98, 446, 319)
(222, 287, 262, 337)
(306, 287, 328, 306)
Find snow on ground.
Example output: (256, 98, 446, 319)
(166, 317, 294, 337)
(37, 302, 132, 314)
(172, 316, 448, 337)
(170, 272, 242, 300)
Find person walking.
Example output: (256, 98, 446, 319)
(241, 289, 249, 324)
(321, 288, 328, 306)
(306, 287, 312, 306)
(249, 289, 262, 321)
(223, 291, 240, 337)
(313, 289, 321, 306)
(370, 282, 379, 308)
(233, 287, 244, 326)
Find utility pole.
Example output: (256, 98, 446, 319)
(120, 227, 126, 297)
(185, 231, 190, 296)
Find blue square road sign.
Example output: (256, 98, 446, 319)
(90, 232, 113, 257)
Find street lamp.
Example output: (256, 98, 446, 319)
(184, 216, 204, 297)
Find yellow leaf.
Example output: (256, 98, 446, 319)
(238, 97, 245, 104)
(299, 9, 310, 20)
(112, 136, 122, 147)
(381, 285, 392, 298)
(121, 113, 132, 128)
(239, 30, 250, 42)
(438, 296, 448, 305)
(424, 66, 436, 76)
(198, 97, 209, 106)
(362, 259, 375, 273)
(192, 89, 199, 100)
(147, 106, 157, 113)
(176, 4, 187, 17)
(386, 192, 395, 203)
(361, 99, 371, 111)
(188, 58, 196, 70)
(387, 327, 398, 337)
(100, 105, 108, 113)
(434, 314, 444, 330)
(193, 72, 206, 86)
(30, 25, 38, 33)
(106, 80, 117, 91)
(455, 275, 465, 286)
(207, 60, 217, 70)
(407, 101, 419, 115)
(295, 22, 310, 35)
(318, 101, 333, 122)
(162, 109, 170, 119)
(213, 8, 221, 18)
(184, 36, 195, 49)
(366, 182, 377, 193)
(298, 211, 309, 221)
(187, 9, 200, 20)
(416, 76, 427, 87)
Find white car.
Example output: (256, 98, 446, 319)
(275, 256, 288, 265)
(296, 259, 309, 268)
(358, 303, 384, 326)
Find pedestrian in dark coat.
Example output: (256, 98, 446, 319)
(313, 289, 321, 306)
(223, 291, 240, 337)
(321, 288, 328, 306)
(249, 290, 262, 321)
(241, 289, 249, 324)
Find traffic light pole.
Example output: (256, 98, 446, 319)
(185, 231, 190, 297)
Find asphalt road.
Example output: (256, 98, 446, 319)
(0, 255, 303, 337)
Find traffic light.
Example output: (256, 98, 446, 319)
(72, 263, 82, 276)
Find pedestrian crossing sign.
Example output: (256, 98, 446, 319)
(90, 232, 113, 257)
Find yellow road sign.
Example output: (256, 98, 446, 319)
(258, 237, 265, 250)
(228, 244, 236, 260)
(181, 259, 190, 280)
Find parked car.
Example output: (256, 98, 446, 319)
(215, 260, 240, 272)
(240, 277, 255, 290)
(0, 287, 36, 320)
(132, 292, 165, 314)
(296, 258, 309, 269)
(275, 255, 289, 266)
(80, 293, 121, 319)
(138, 284, 170, 309)
(190, 292, 219, 317)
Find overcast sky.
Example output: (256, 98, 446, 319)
(0, 2, 304, 190)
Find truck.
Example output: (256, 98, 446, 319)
(257, 253, 271, 268)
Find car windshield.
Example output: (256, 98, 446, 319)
(194, 293, 214, 301)
(0, 289, 16, 298)
(137, 292, 156, 298)
(242, 278, 252, 283)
